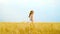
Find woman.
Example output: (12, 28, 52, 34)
(29, 10, 34, 23)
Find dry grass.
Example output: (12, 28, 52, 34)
(0, 22, 60, 34)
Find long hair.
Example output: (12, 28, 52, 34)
(29, 10, 34, 17)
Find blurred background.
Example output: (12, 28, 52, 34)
(0, 0, 60, 22)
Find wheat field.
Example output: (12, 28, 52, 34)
(0, 22, 60, 34)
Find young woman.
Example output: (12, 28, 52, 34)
(29, 10, 34, 23)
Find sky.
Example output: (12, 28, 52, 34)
(0, 0, 60, 22)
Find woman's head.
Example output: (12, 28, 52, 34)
(29, 10, 34, 17)
(30, 10, 34, 14)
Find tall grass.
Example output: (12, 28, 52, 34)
(0, 22, 60, 34)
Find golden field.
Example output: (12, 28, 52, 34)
(0, 22, 60, 34)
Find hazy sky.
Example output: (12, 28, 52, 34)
(0, 0, 60, 22)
